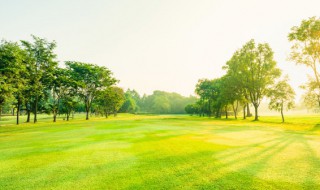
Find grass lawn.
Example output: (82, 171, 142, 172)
(0, 114, 320, 189)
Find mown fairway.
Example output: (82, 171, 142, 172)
(0, 114, 320, 189)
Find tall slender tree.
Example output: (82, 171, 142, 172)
(49, 68, 75, 122)
(267, 76, 295, 122)
(21, 35, 57, 123)
(288, 17, 320, 108)
(224, 50, 252, 119)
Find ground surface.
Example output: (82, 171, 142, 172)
(0, 114, 320, 190)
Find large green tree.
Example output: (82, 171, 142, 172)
(220, 75, 242, 119)
(195, 79, 223, 118)
(223, 50, 251, 119)
(0, 41, 27, 123)
(195, 79, 213, 117)
(96, 86, 125, 117)
(13, 48, 30, 125)
(66, 61, 117, 120)
(49, 68, 76, 122)
(21, 35, 57, 123)
(236, 40, 281, 120)
(185, 103, 199, 116)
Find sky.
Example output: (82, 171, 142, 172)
(1, 0, 319, 100)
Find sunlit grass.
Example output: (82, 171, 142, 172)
(0, 114, 319, 189)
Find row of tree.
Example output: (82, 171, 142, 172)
(0, 35, 123, 124)
(0, 34, 197, 125)
(120, 89, 197, 114)
(1, 17, 319, 124)
(187, 17, 320, 122)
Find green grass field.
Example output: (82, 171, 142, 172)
(1, 114, 320, 189)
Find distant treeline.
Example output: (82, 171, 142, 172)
(119, 89, 197, 114)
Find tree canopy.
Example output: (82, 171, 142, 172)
(288, 16, 320, 109)
(66, 61, 117, 120)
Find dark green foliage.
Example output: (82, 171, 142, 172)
(141, 91, 197, 114)
(185, 104, 199, 115)
(120, 90, 197, 114)
(95, 86, 125, 117)
(0, 36, 122, 124)
(49, 68, 77, 122)
(119, 89, 140, 113)
(66, 61, 117, 120)
(0, 40, 28, 123)
(196, 40, 282, 120)
(21, 35, 58, 123)
(229, 40, 281, 120)
(195, 78, 224, 117)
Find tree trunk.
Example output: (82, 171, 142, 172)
(12, 108, 15, 116)
(67, 109, 71, 121)
(53, 111, 57, 122)
(233, 101, 238, 119)
(0, 106, 2, 121)
(311, 61, 320, 107)
(86, 111, 89, 120)
(25, 102, 30, 122)
(281, 103, 284, 123)
(16, 100, 21, 125)
(53, 98, 60, 122)
(208, 100, 211, 117)
(246, 103, 252, 117)
(243, 104, 246, 119)
(254, 104, 259, 121)
(225, 106, 228, 119)
(26, 110, 30, 123)
(85, 99, 90, 120)
(34, 96, 38, 123)
(86, 105, 89, 120)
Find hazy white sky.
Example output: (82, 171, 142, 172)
(1, 0, 319, 99)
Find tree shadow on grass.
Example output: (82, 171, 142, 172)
(0, 150, 137, 190)
(126, 131, 320, 189)
(123, 134, 292, 189)
(207, 136, 296, 189)
(202, 132, 320, 189)
(295, 135, 320, 189)
(309, 124, 320, 132)
(3, 127, 320, 189)
(6, 131, 317, 190)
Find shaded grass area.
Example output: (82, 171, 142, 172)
(0, 114, 320, 189)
